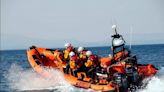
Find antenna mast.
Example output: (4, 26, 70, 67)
(129, 26, 133, 50)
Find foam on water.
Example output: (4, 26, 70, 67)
(4, 64, 94, 92)
(138, 67, 164, 92)
(4, 64, 164, 92)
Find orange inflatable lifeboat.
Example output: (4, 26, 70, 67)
(26, 25, 158, 92)
(27, 46, 157, 92)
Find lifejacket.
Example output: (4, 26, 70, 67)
(85, 59, 93, 68)
(114, 51, 129, 62)
(79, 50, 87, 61)
(70, 55, 79, 69)
(64, 46, 76, 60)
(63, 49, 69, 60)
(85, 55, 98, 68)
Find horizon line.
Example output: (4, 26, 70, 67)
(0, 43, 163, 51)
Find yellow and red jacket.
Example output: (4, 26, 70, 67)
(70, 55, 79, 69)
(63, 46, 76, 60)
(85, 55, 98, 68)
(79, 50, 87, 61)
(63, 49, 69, 60)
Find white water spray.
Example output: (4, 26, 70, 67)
(4, 64, 94, 92)
(4, 64, 164, 92)
(138, 67, 164, 92)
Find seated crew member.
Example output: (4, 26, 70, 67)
(77, 47, 88, 71)
(69, 51, 80, 77)
(63, 43, 75, 74)
(77, 47, 88, 60)
(63, 43, 75, 61)
(85, 51, 99, 83)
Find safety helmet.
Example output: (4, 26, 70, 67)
(78, 47, 84, 53)
(64, 43, 71, 48)
(69, 51, 75, 57)
(86, 51, 92, 56)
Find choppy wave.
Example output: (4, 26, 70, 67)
(4, 64, 164, 92)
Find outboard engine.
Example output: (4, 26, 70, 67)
(112, 72, 129, 92)
(125, 56, 139, 85)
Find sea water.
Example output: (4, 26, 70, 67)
(0, 44, 164, 92)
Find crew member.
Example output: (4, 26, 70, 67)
(69, 51, 80, 77)
(85, 51, 99, 83)
(77, 47, 88, 71)
(63, 43, 75, 60)
(78, 47, 87, 60)
(63, 43, 76, 74)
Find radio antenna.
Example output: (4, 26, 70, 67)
(129, 26, 133, 50)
